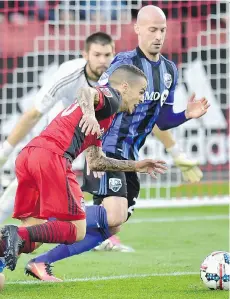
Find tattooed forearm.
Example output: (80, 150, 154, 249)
(86, 146, 137, 172)
(77, 87, 99, 116)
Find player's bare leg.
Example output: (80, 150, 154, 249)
(103, 196, 128, 227)
(71, 219, 86, 242)
(94, 196, 135, 252)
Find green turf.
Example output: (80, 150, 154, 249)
(1, 205, 229, 298)
(83, 181, 229, 201)
(140, 181, 229, 198)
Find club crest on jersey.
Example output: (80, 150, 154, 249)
(100, 87, 113, 98)
(109, 178, 122, 192)
(163, 73, 172, 89)
(98, 73, 109, 85)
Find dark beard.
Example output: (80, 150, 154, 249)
(87, 63, 103, 81)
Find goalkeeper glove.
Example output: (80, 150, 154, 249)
(166, 144, 203, 183)
(0, 141, 14, 169)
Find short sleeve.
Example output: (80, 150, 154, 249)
(95, 86, 121, 119)
(34, 60, 83, 113)
(85, 134, 102, 149)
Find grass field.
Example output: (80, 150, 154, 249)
(83, 181, 229, 201)
(1, 205, 229, 298)
(140, 181, 229, 198)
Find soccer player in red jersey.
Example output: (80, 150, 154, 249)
(0, 64, 167, 271)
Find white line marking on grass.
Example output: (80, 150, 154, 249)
(6, 272, 199, 285)
(128, 215, 229, 224)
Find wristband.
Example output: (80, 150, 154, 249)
(166, 144, 183, 159)
(2, 140, 14, 156)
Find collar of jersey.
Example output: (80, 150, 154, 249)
(136, 47, 161, 66)
(84, 65, 96, 87)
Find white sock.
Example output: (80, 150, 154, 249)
(0, 178, 17, 223)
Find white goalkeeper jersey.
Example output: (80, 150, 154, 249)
(34, 58, 92, 115)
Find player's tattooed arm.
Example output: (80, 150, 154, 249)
(77, 87, 101, 137)
(86, 146, 168, 177)
(77, 87, 99, 115)
(86, 145, 136, 172)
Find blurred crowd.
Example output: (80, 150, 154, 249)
(0, 0, 227, 25)
(0, 0, 133, 25)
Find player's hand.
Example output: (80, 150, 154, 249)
(135, 159, 167, 179)
(79, 114, 101, 137)
(185, 93, 210, 119)
(173, 153, 203, 183)
(86, 161, 105, 178)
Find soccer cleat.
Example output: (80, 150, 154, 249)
(93, 236, 135, 253)
(1, 225, 23, 271)
(25, 261, 63, 282)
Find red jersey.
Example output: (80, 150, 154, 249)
(27, 86, 121, 161)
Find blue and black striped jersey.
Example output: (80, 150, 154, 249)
(99, 47, 178, 160)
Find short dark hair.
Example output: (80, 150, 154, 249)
(109, 64, 147, 85)
(85, 32, 114, 52)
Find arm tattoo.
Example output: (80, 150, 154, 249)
(76, 87, 99, 116)
(86, 146, 136, 172)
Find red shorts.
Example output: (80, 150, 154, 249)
(13, 147, 86, 221)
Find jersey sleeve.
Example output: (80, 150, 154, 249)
(85, 134, 102, 149)
(34, 61, 82, 114)
(98, 53, 133, 86)
(164, 62, 179, 105)
(95, 86, 121, 119)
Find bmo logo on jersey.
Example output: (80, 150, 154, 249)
(144, 89, 169, 106)
(144, 72, 172, 106)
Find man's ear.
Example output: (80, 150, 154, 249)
(121, 81, 129, 94)
(82, 50, 89, 61)
(134, 23, 139, 35)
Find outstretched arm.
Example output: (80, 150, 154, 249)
(152, 125, 203, 183)
(0, 107, 43, 168)
(156, 93, 210, 131)
(85, 146, 167, 179)
(152, 125, 176, 149)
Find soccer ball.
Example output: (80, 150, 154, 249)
(200, 251, 230, 290)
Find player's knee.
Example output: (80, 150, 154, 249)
(109, 225, 122, 235)
(107, 212, 127, 227)
(72, 219, 86, 241)
(76, 227, 86, 241)
(21, 217, 46, 227)
(102, 196, 128, 227)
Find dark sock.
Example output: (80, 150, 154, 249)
(17, 227, 35, 254)
(19, 221, 77, 245)
(33, 206, 111, 264)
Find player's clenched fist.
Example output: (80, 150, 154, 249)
(135, 159, 167, 179)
